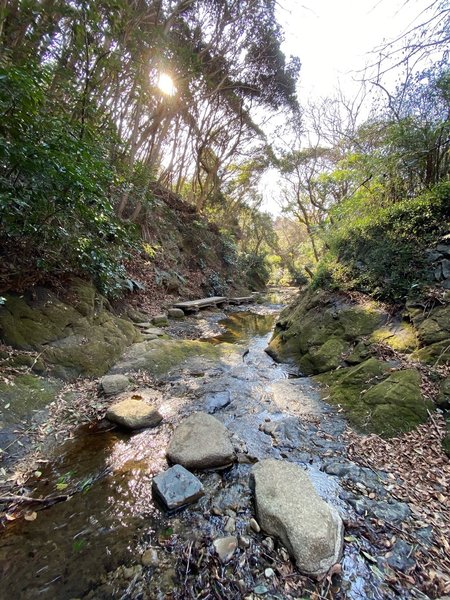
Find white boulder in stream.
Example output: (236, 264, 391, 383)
(167, 412, 235, 469)
(106, 398, 162, 430)
(251, 459, 343, 577)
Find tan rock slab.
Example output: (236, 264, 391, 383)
(106, 398, 162, 430)
(251, 458, 343, 577)
(166, 412, 235, 469)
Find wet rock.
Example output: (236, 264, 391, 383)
(204, 391, 231, 413)
(106, 398, 162, 430)
(349, 497, 411, 522)
(213, 536, 238, 562)
(152, 314, 169, 326)
(168, 308, 185, 319)
(251, 459, 343, 576)
(253, 585, 269, 595)
(224, 516, 236, 533)
(385, 539, 415, 572)
(100, 374, 130, 396)
(249, 518, 261, 533)
(166, 412, 235, 469)
(152, 464, 204, 510)
(141, 548, 159, 567)
(239, 535, 251, 548)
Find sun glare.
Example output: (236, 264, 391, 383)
(157, 73, 176, 96)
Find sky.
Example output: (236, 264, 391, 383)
(277, 0, 435, 101)
(259, 0, 436, 214)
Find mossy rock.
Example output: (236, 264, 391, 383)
(412, 338, 450, 366)
(110, 338, 233, 377)
(442, 418, 450, 457)
(0, 374, 62, 425)
(0, 280, 139, 379)
(360, 370, 432, 436)
(437, 376, 450, 409)
(314, 359, 429, 436)
(371, 322, 418, 352)
(267, 291, 387, 374)
(408, 303, 450, 345)
(345, 340, 373, 365)
(298, 337, 350, 375)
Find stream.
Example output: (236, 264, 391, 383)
(0, 291, 423, 599)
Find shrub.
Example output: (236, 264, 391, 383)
(313, 183, 450, 303)
(0, 64, 135, 297)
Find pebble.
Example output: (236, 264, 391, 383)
(141, 548, 159, 567)
(224, 516, 236, 533)
(239, 535, 251, 549)
(253, 585, 269, 595)
(213, 536, 238, 562)
(264, 568, 274, 578)
(249, 518, 260, 533)
(262, 536, 274, 552)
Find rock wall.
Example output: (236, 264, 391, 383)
(0, 278, 139, 380)
(267, 289, 449, 442)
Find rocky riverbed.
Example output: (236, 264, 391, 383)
(0, 290, 448, 599)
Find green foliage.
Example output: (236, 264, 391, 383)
(239, 251, 270, 290)
(0, 64, 135, 296)
(313, 183, 450, 302)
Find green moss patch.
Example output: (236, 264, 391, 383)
(268, 291, 387, 374)
(110, 338, 234, 377)
(371, 322, 418, 352)
(0, 280, 139, 379)
(314, 360, 430, 437)
(0, 374, 62, 425)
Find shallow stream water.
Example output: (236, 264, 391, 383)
(0, 291, 414, 599)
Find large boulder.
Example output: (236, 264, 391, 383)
(267, 290, 386, 375)
(106, 398, 162, 430)
(251, 459, 343, 577)
(0, 279, 138, 380)
(166, 412, 235, 469)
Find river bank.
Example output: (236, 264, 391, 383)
(0, 289, 449, 599)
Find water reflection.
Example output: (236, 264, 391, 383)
(206, 312, 275, 345)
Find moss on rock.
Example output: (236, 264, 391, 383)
(0, 280, 139, 380)
(371, 322, 418, 352)
(314, 360, 429, 436)
(267, 291, 387, 374)
(0, 374, 62, 424)
(110, 338, 233, 377)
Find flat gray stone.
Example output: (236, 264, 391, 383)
(152, 464, 204, 510)
(251, 459, 343, 577)
(106, 398, 162, 430)
(167, 412, 235, 469)
(101, 374, 130, 396)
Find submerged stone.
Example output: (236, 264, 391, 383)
(106, 398, 162, 430)
(167, 412, 235, 469)
(152, 464, 204, 510)
(251, 459, 343, 577)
